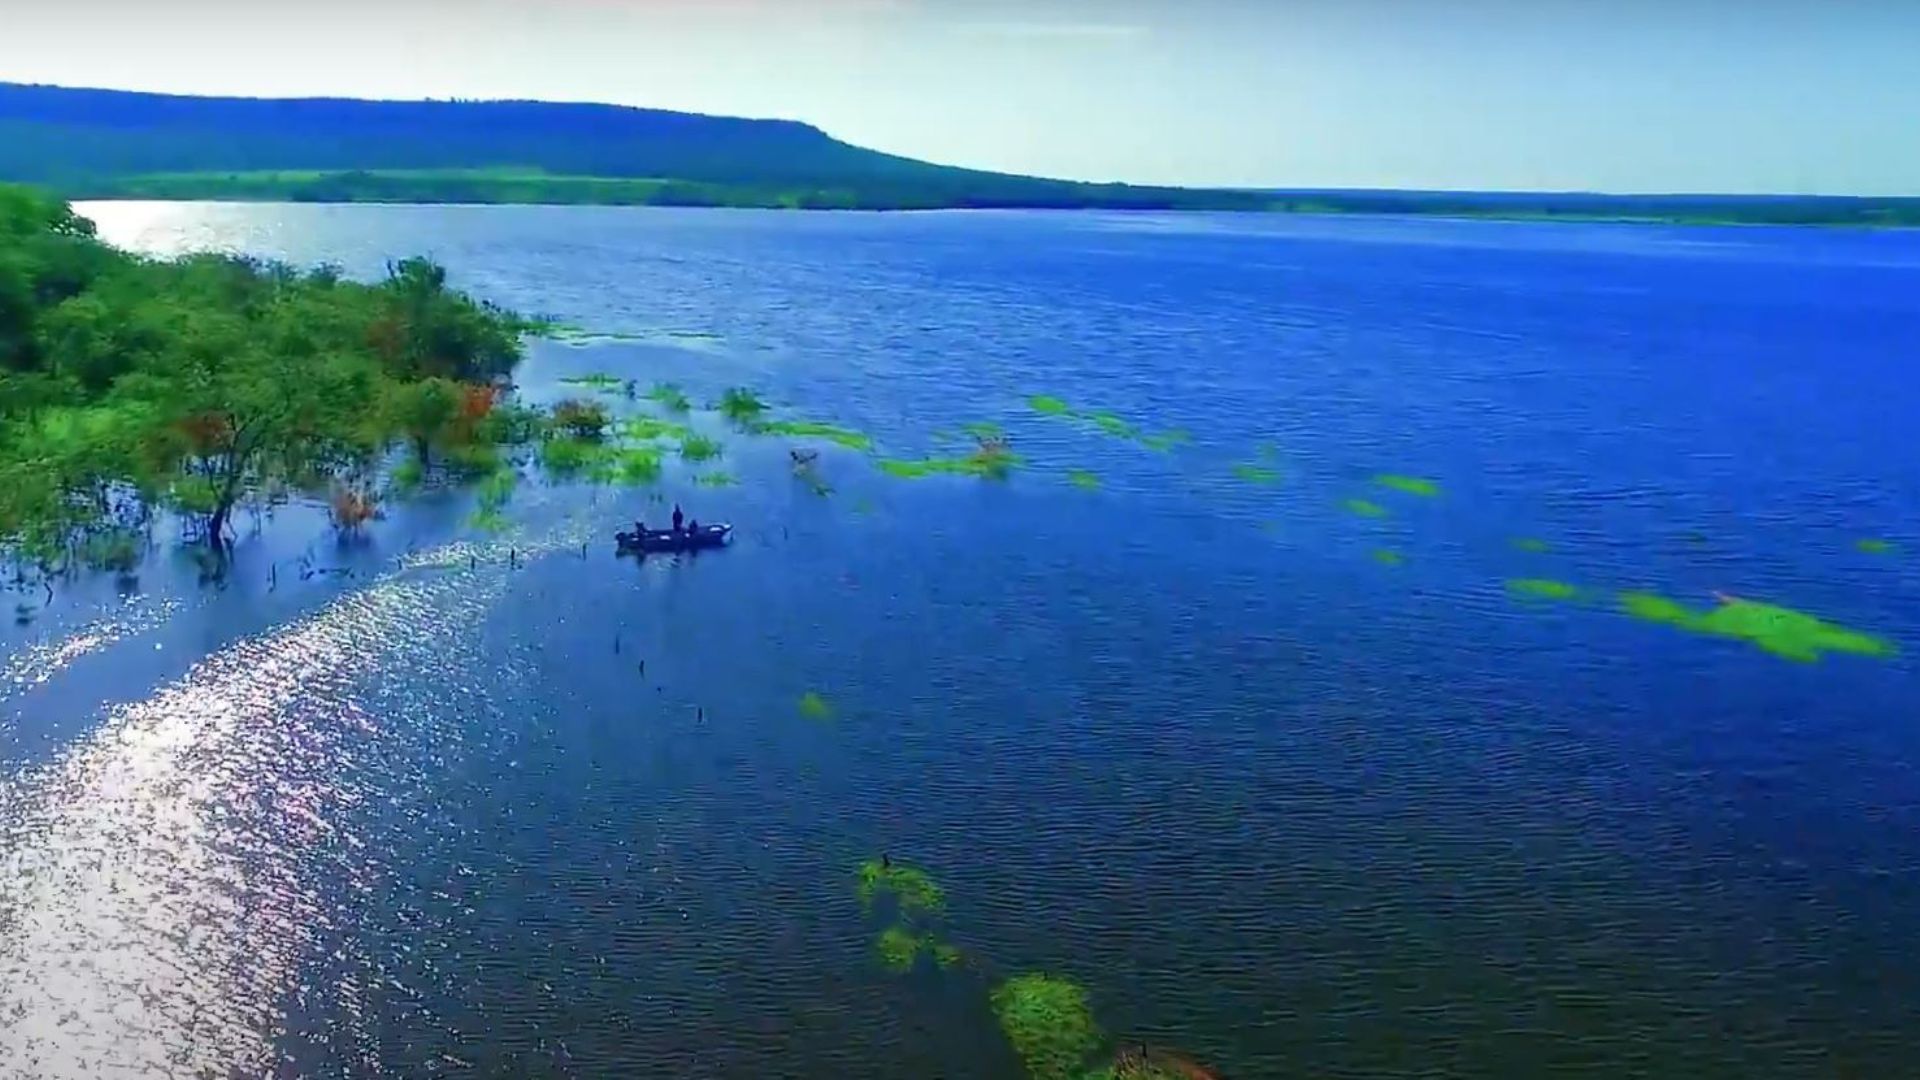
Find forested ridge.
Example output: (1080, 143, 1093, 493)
(0, 82, 1268, 212)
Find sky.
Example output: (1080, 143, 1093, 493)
(0, 0, 1916, 194)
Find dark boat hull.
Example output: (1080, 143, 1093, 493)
(615, 524, 732, 554)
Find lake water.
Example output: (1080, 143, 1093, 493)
(4, 204, 1919, 1078)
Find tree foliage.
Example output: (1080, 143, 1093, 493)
(0, 183, 527, 565)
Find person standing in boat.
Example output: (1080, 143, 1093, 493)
(671, 504, 684, 532)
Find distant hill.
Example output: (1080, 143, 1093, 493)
(5, 83, 1913, 222)
(0, 82, 1268, 211)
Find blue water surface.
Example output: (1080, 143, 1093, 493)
(2, 204, 1917, 1079)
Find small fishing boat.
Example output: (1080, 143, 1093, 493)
(615, 523, 732, 554)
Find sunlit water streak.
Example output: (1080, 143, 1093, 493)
(0, 520, 590, 1078)
(0, 598, 182, 705)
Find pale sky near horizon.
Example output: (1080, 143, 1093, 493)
(1, 0, 1916, 195)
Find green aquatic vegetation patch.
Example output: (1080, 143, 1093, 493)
(1343, 498, 1389, 518)
(677, 433, 724, 462)
(599, 446, 665, 486)
(468, 508, 508, 534)
(1511, 537, 1551, 553)
(991, 974, 1102, 1080)
(1066, 469, 1102, 491)
(878, 447, 1020, 481)
(1085, 411, 1136, 439)
(962, 421, 1005, 441)
(1372, 549, 1405, 567)
(619, 416, 694, 442)
(932, 942, 963, 969)
(876, 926, 924, 974)
(557, 372, 624, 389)
(757, 420, 875, 452)
(475, 468, 517, 511)
(717, 387, 769, 425)
(1856, 538, 1897, 555)
(799, 691, 834, 722)
(1374, 473, 1441, 497)
(1029, 394, 1074, 417)
(1619, 592, 1895, 662)
(1508, 578, 1582, 602)
(856, 860, 946, 917)
(646, 382, 692, 412)
(1232, 463, 1282, 486)
(693, 472, 736, 488)
(1139, 429, 1190, 453)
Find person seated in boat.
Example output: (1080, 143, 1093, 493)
(633, 519, 646, 537)
(687, 518, 701, 535)
(671, 505, 684, 532)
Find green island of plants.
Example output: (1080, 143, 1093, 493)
(1232, 463, 1281, 486)
(717, 387, 769, 426)
(1138, 429, 1190, 453)
(1343, 498, 1390, 518)
(557, 372, 625, 392)
(677, 433, 723, 462)
(646, 381, 692, 412)
(1028, 394, 1074, 417)
(1619, 591, 1894, 662)
(1375, 473, 1441, 497)
(878, 440, 1019, 481)
(992, 974, 1104, 1080)
(1508, 578, 1582, 602)
(1066, 469, 1102, 491)
(756, 419, 874, 452)
(1856, 538, 1896, 555)
(799, 690, 834, 722)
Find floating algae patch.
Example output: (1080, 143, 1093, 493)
(758, 420, 875, 452)
(876, 927, 925, 974)
(1028, 394, 1074, 417)
(693, 472, 736, 488)
(1085, 410, 1137, 439)
(1372, 549, 1405, 567)
(1232, 463, 1282, 486)
(1857, 538, 1898, 555)
(1343, 498, 1390, 518)
(1508, 578, 1582, 602)
(620, 416, 694, 441)
(646, 382, 691, 413)
(557, 373, 626, 393)
(878, 446, 1020, 481)
(1375, 473, 1441, 497)
(932, 943, 963, 969)
(1066, 469, 1102, 491)
(856, 859, 945, 917)
(539, 437, 598, 477)
(991, 974, 1102, 1080)
(600, 446, 665, 486)
(1511, 537, 1551, 553)
(1139, 429, 1191, 453)
(798, 691, 834, 722)
(717, 387, 769, 426)
(1619, 592, 1896, 662)
(677, 433, 724, 462)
